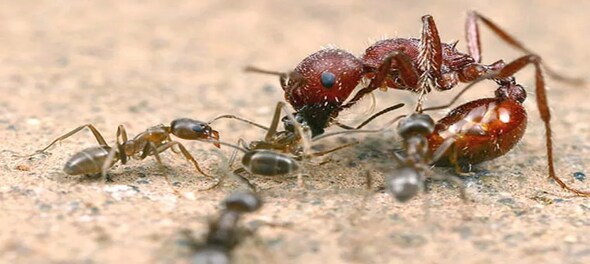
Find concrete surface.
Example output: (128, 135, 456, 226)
(1, 0, 589, 263)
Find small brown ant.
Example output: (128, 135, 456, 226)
(188, 191, 262, 264)
(209, 101, 394, 178)
(21, 118, 220, 183)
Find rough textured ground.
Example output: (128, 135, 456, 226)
(1, 1, 589, 263)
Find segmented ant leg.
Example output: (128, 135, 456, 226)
(140, 142, 181, 196)
(99, 125, 130, 182)
(19, 124, 109, 157)
(264, 102, 289, 142)
(415, 15, 445, 111)
(340, 52, 417, 110)
(493, 56, 590, 196)
(115, 125, 129, 164)
(468, 11, 585, 85)
(201, 149, 257, 192)
(465, 11, 482, 63)
(430, 136, 465, 174)
(101, 146, 119, 183)
(155, 141, 215, 179)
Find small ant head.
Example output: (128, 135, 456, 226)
(385, 167, 421, 202)
(241, 150, 299, 176)
(495, 83, 526, 103)
(170, 118, 220, 147)
(224, 191, 262, 213)
(397, 113, 435, 139)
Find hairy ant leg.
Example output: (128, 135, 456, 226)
(466, 11, 585, 84)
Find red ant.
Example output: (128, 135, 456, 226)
(20, 119, 220, 183)
(250, 11, 589, 197)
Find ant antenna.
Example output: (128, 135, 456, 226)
(208, 115, 270, 131)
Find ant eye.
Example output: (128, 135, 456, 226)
(320, 71, 336, 89)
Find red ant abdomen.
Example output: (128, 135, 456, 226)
(63, 146, 114, 175)
(428, 98, 527, 166)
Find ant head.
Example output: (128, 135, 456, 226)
(385, 166, 421, 202)
(397, 113, 435, 139)
(495, 83, 526, 103)
(284, 48, 364, 110)
(224, 191, 262, 213)
(170, 118, 220, 147)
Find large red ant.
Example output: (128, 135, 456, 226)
(21, 119, 220, 183)
(250, 11, 589, 197)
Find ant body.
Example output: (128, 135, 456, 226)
(23, 118, 220, 182)
(209, 101, 393, 178)
(189, 191, 262, 264)
(251, 11, 589, 196)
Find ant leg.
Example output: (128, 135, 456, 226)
(424, 166, 467, 202)
(115, 125, 129, 164)
(201, 149, 257, 191)
(416, 15, 444, 111)
(101, 147, 120, 183)
(465, 11, 482, 63)
(264, 102, 287, 142)
(494, 55, 590, 196)
(143, 142, 182, 196)
(23, 124, 109, 156)
(340, 51, 418, 110)
(155, 141, 214, 179)
(431, 136, 471, 176)
(468, 11, 584, 85)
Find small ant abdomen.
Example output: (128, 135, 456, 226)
(385, 166, 421, 202)
(287, 48, 363, 110)
(63, 146, 115, 175)
(241, 150, 299, 176)
(428, 98, 527, 166)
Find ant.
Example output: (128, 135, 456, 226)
(188, 191, 262, 264)
(250, 11, 589, 197)
(208, 101, 397, 179)
(21, 118, 220, 183)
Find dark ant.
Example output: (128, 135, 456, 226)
(250, 11, 589, 197)
(189, 191, 262, 264)
(21, 118, 220, 183)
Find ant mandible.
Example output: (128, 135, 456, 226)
(22, 118, 220, 183)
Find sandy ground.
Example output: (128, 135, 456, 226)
(1, 0, 590, 263)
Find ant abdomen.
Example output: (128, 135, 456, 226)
(385, 166, 422, 202)
(241, 150, 299, 176)
(63, 146, 115, 175)
(428, 98, 527, 166)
